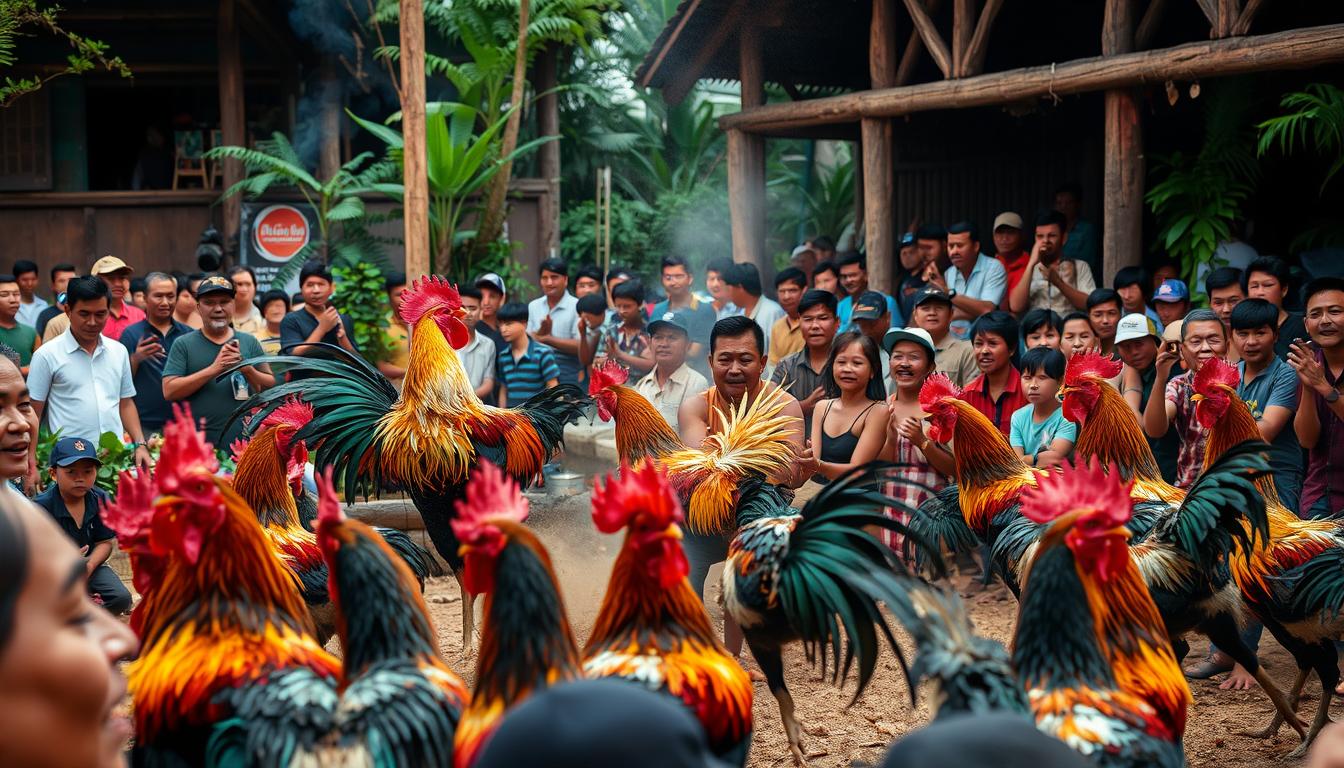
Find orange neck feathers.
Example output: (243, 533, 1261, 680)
(948, 399, 1037, 532)
(1202, 391, 1283, 505)
(610, 384, 684, 462)
(1074, 382, 1166, 486)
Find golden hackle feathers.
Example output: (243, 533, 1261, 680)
(660, 383, 798, 534)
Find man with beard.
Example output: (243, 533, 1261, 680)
(1008, 210, 1095, 317)
(634, 311, 709, 432)
(162, 275, 274, 447)
(679, 315, 806, 662)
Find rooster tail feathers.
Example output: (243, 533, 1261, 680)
(375, 527, 446, 588)
(882, 578, 1029, 719)
(904, 484, 978, 572)
(773, 463, 945, 703)
(514, 383, 589, 454)
(1175, 439, 1273, 569)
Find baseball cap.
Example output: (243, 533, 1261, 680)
(913, 286, 953, 308)
(91, 255, 133, 276)
(1162, 319, 1184, 344)
(646, 310, 691, 337)
(194, 274, 236, 299)
(475, 273, 506, 295)
(993, 212, 1023, 231)
(900, 231, 916, 247)
(50, 436, 102, 468)
(850, 291, 889, 321)
(883, 326, 937, 357)
(1152, 278, 1190, 303)
(1114, 313, 1160, 344)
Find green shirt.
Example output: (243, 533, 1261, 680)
(0, 322, 36, 366)
(163, 330, 265, 448)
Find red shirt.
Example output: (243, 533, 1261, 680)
(959, 367, 1028, 437)
(103, 301, 145, 341)
(996, 250, 1031, 309)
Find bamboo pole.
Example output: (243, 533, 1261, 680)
(400, 0, 430, 279)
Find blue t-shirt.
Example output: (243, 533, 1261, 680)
(1237, 357, 1302, 494)
(496, 339, 560, 408)
(836, 292, 903, 333)
(1009, 405, 1078, 460)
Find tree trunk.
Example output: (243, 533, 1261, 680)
(470, 0, 531, 262)
(400, 0, 431, 280)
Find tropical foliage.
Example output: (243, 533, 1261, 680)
(1145, 82, 1259, 298)
(0, 0, 130, 107)
(331, 261, 396, 364)
(205, 133, 395, 288)
(1258, 83, 1344, 195)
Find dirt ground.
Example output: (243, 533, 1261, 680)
(414, 491, 1326, 768)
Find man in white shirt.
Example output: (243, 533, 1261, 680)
(928, 221, 1007, 339)
(27, 276, 152, 473)
(12, 260, 48, 329)
(723, 263, 785, 351)
(526, 258, 581, 387)
(458, 286, 497, 402)
(635, 311, 709, 433)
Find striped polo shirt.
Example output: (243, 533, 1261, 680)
(496, 339, 560, 407)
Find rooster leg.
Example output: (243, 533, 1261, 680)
(1241, 667, 1308, 740)
(754, 644, 807, 766)
(1287, 643, 1339, 760)
(454, 569, 476, 653)
(1203, 615, 1306, 740)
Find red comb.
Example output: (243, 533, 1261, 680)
(588, 358, 629, 395)
(315, 466, 343, 526)
(592, 460, 683, 535)
(1193, 356, 1240, 397)
(1064, 350, 1124, 387)
(398, 275, 462, 326)
(228, 437, 249, 464)
(451, 461, 529, 543)
(260, 398, 314, 432)
(918, 373, 961, 411)
(157, 403, 219, 480)
(1021, 457, 1132, 526)
(103, 469, 156, 544)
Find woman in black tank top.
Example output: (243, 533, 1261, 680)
(799, 331, 888, 484)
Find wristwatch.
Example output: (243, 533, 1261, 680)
(948, 289, 958, 299)
(1326, 388, 1341, 404)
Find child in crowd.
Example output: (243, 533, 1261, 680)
(32, 437, 132, 615)
(495, 302, 559, 408)
(1020, 308, 1062, 351)
(603, 279, 654, 378)
(1010, 347, 1077, 468)
(960, 311, 1026, 437)
(576, 292, 610, 372)
(1061, 311, 1099, 356)
(257, 289, 289, 356)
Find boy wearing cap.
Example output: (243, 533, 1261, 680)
(910, 287, 978, 388)
(473, 273, 507, 349)
(1152, 278, 1191, 331)
(992, 212, 1030, 310)
(34, 437, 132, 614)
(163, 275, 274, 447)
(635, 311, 709, 431)
(90, 255, 145, 341)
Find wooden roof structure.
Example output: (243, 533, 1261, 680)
(637, 0, 1344, 292)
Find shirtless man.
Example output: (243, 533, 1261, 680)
(678, 315, 807, 658)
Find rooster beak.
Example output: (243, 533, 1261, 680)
(665, 523, 683, 542)
(1191, 394, 1204, 403)
(153, 495, 184, 510)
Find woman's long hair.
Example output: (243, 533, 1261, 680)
(823, 330, 887, 401)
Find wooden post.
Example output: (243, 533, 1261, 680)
(400, 0, 431, 280)
(864, 0, 897, 294)
(1102, 0, 1142, 281)
(728, 25, 767, 276)
(536, 46, 561, 258)
(951, 0, 973, 78)
(896, 0, 943, 86)
(217, 0, 245, 259)
(318, 55, 341, 182)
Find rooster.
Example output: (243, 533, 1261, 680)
(231, 398, 442, 643)
(230, 276, 587, 651)
(721, 464, 940, 766)
(583, 460, 754, 765)
(1189, 357, 1343, 755)
(206, 467, 469, 766)
(589, 359, 799, 536)
(450, 461, 583, 767)
(102, 405, 340, 765)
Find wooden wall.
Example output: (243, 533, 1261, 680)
(0, 181, 553, 299)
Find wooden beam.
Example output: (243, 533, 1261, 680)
(638, 0, 704, 89)
(536, 46, 561, 258)
(951, 0, 973, 77)
(1216, 0, 1239, 38)
(217, 0, 245, 259)
(719, 24, 1344, 133)
(896, 0, 944, 85)
(1103, 0, 1142, 280)
(662, 0, 745, 105)
(1135, 0, 1168, 49)
(399, 0, 431, 280)
(962, 0, 1005, 77)
(901, 0, 953, 78)
(1231, 0, 1265, 36)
